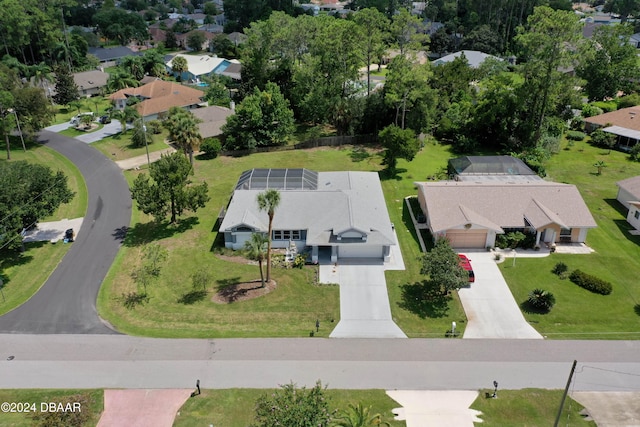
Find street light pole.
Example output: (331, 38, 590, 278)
(142, 119, 150, 169)
(8, 109, 26, 152)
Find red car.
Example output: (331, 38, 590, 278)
(458, 254, 475, 283)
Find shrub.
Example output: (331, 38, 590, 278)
(566, 130, 586, 141)
(618, 93, 640, 109)
(569, 269, 613, 295)
(527, 288, 556, 312)
(581, 104, 603, 118)
(552, 262, 568, 277)
(630, 143, 640, 162)
(591, 100, 617, 112)
(145, 120, 163, 134)
(293, 253, 306, 269)
(200, 137, 222, 158)
(569, 116, 584, 131)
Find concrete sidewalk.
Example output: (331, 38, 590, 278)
(97, 389, 192, 427)
(115, 147, 176, 170)
(458, 252, 543, 339)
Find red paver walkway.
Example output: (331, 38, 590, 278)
(97, 389, 193, 427)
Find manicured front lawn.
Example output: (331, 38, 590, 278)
(502, 139, 640, 339)
(174, 388, 404, 427)
(98, 143, 467, 337)
(471, 389, 594, 426)
(91, 129, 172, 161)
(0, 141, 87, 316)
(0, 389, 103, 427)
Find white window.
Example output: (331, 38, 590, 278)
(273, 230, 302, 240)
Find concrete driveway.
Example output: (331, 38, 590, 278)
(457, 252, 542, 339)
(76, 120, 123, 143)
(326, 262, 406, 338)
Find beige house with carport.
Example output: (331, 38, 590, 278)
(416, 181, 597, 248)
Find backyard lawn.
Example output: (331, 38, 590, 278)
(502, 139, 640, 339)
(0, 139, 87, 316)
(98, 142, 467, 338)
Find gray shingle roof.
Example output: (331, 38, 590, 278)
(220, 171, 395, 246)
(617, 176, 640, 199)
(416, 181, 597, 233)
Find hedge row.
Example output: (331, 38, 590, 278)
(569, 269, 612, 295)
(566, 130, 586, 141)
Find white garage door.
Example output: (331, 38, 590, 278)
(446, 230, 487, 248)
(338, 245, 383, 259)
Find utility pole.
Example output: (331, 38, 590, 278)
(554, 360, 577, 427)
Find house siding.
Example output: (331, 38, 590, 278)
(617, 187, 637, 210)
(627, 205, 640, 230)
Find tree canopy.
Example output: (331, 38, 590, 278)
(251, 381, 332, 427)
(222, 82, 294, 150)
(378, 124, 420, 174)
(0, 161, 74, 251)
(420, 239, 468, 294)
(130, 152, 209, 223)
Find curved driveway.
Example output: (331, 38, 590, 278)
(0, 131, 131, 334)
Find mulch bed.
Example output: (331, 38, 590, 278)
(212, 279, 277, 304)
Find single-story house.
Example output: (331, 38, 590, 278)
(584, 106, 640, 151)
(219, 169, 396, 263)
(88, 46, 141, 64)
(616, 176, 640, 210)
(166, 53, 239, 82)
(433, 50, 503, 68)
(448, 155, 541, 182)
(73, 70, 109, 97)
(416, 181, 597, 248)
(191, 105, 233, 138)
(108, 79, 205, 120)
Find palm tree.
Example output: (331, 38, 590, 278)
(332, 403, 390, 427)
(120, 55, 145, 80)
(107, 69, 140, 92)
(163, 107, 202, 165)
(142, 50, 167, 77)
(112, 106, 140, 133)
(170, 55, 188, 81)
(594, 160, 607, 176)
(257, 189, 280, 283)
(244, 233, 269, 288)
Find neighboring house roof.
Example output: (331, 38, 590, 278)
(617, 176, 640, 200)
(88, 46, 140, 62)
(191, 105, 233, 138)
(166, 53, 229, 77)
(73, 70, 109, 90)
(416, 181, 597, 233)
(219, 62, 242, 80)
(433, 50, 502, 68)
(149, 18, 178, 29)
(584, 106, 640, 132)
(109, 80, 204, 117)
(176, 30, 216, 47)
(139, 76, 162, 85)
(220, 170, 395, 247)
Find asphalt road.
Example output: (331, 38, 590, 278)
(1, 335, 640, 391)
(0, 131, 131, 334)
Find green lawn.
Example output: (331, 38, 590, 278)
(0, 140, 87, 316)
(471, 389, 594, 426)
(58, 123, 105, 138)
(51, 97, 112, 125)
(174, 388, 404, 427)
(0, 389, 103, 427)
(98, 142, 467, 337)
(91, 129, 172, 161)
(501, 139, 640, 339)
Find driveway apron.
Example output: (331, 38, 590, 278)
(457, 252, 542, 339)
(324, 262, 406, 338)
(0, 131, 131, 334)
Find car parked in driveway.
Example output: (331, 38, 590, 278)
(458, 254, 475, 282)
(99, 115, 111, 124)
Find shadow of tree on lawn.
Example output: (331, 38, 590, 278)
(177, 290, 208, 305)
(122, 217, 199, 247)
(398, 281, 450, 319)
(634, 304, 640, 317)
(215, 277, 242, 291)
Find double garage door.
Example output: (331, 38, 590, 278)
(446, 230, 487, 248)
(338, 245, 383, 259)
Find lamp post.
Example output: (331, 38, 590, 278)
(142, 120, 150, 169)
(8, 109, 26, 152)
